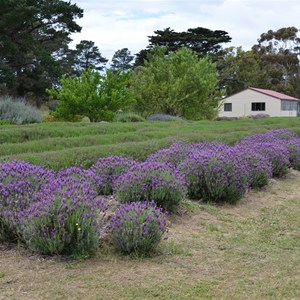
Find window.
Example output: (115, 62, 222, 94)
(251, 102, 265, 111)
(281, 100, 298, 111)
(224, 103, 232, 111)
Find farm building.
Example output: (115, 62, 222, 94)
(219, 88, 300, 118)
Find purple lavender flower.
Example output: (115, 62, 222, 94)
(0, 161, 55, 239)
(178, 146, 250, 204)
(89, 156, 138, 195)
(19, 174, 107, 256)
(114, 161, 187, 211)
(110, 201, 167, 254)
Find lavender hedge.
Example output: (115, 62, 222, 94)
(233, 145, 273, 189)
(89, 156, 138, 195)
(1, 128, 300, 257)
(0, 161, 55, 240)
(19, 175, 107, 257)
(179, 147, 250, 204)
(114, 162, 187, 211)
(110, 201, 167, 254)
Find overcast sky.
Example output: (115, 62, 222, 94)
(70, 0, 300, 62)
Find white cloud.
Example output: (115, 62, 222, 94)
(70, 0, 300, 62)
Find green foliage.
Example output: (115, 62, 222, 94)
(48, 68, 135, 122)
(131, 47, 219, 120)
(252, 27, 300, 98)
(0, 95, 42, 124)
(0, 0, 83, 99)
(135, 27, 231, 66)
(110, 48, 134, 72)
(217, 47, 265, 96)
(70, 40, 108, 75)
(114, 112, 145, 122)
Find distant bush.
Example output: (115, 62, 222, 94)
(114, 162, 186, 211)
(252, 113, 270, 119)
(146, 113, 184, 122)
(214, 116, 238, 121)
(110, 201, 167, 254)
(0, 120, 12, 125)
(147, 143, 189, 168)
(114, 112, 145, 122)
(0, 95, 42, 124)
(89, 156, 138, 195)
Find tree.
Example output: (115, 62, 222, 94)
(131, 47, 219, 120)
(70, 40, 108, 75)
(252, 27, 300, 97)
(47, 68, 136, 122)
(217, 47, 265, 96)
(135, 27, 231, 66)
(0, 0, 83, 102)
(110, 48, 134, 72)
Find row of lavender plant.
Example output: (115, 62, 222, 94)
(1, 128, 300, 256)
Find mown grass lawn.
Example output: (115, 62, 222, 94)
(1, 117, 300, 170)
(0, 171, 299, 300)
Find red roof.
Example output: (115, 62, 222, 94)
(250, 87, 300, 101)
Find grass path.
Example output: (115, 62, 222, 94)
(0, 171, 300, 300)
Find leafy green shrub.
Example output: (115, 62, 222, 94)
(47, 69, 135, 122)
(146, 113, 184, 122)
(110, 201, 167, 255)
(114, 112, 145, 122)
(0, 120, 12, 125)
(0, 95, 42, 124)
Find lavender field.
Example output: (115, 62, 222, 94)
(1, 121, 300, 299)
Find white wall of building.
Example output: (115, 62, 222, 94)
(218, 89, 298, 117)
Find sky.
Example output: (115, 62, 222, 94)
(70, 0, 300, 63)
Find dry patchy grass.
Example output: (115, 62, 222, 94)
(1, 171, 300, 300)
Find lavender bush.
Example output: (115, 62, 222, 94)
(179, 147, 250, 204)
(0, 161, 55, 240)
(239, 142, 290, 177)
(114, 162, 186, 211)
(110, 201, 167, 254)
(146, 143, 189, 168)
(89, 156, 138, 195)
(146, 113, 184, 122)
(286, 137, 300, 170)
(147, 142, 230, 168)
(19, 175, 107, 257)
(233, 145, 272, 188)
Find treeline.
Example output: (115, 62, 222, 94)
(1, 1, 300, 120)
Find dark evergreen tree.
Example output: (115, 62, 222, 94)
(70, 40, 108, 75)
(110, 48, 134, 72)
(135, 27, 231, 66)
(0, 0, 83, 103)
